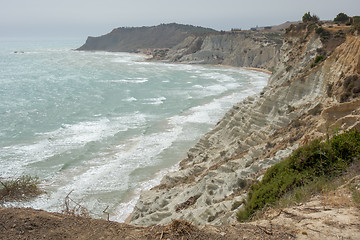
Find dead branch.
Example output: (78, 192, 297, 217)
(103, 205, 110, 221)
(63, 190, 89, 217)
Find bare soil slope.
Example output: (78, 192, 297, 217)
(0, 207, 295, 240)
(2, 173, 360, 240)
(2, 182, 360, 240)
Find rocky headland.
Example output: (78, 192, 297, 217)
(76, 23, 284, 71)
(77, 23, 218, 52)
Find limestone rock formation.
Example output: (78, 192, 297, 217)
(160, 31, 283, 70)
(129, 25, 360, 226)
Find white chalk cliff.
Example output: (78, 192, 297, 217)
(130, 25, 360, 226)
(158, 31, 282, 70)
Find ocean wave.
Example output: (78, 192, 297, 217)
(191, 83, 235, 98)
(142, 96, 166, 105)
(200, 72, 236, 82)
(0, 113, 148, 177)
(112, 164, 179, 222)
(102, 78, 148, 84)
(111, 54, 146, 63)
(22, 119, 184, 219)
(123, 97, 137, 102)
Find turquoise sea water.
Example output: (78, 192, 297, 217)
(0, 39, 268, 221)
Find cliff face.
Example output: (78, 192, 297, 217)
(77, 23, 282, 70)
(77, 23, 217, 52)
(159, 31, 283, 70)
(130, 26, 360, 226)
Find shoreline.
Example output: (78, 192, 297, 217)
(214, 64, 272, 75)
(200, 62, 273, 75)
(240, 66, 272, 74)
(122, 59, 271, 224)
(142, 56, 273, 75)
(78, 49, 273, 76)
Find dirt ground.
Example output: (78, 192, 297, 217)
(0, 207, 296, 240)
(1, 177, 360, 239)
(256, 176, 360, 240)
(0, 203, 359, 240)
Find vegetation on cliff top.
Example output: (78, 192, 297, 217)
(237, 130, 360, 222)
(302, 12, 319, 23)
(334, 13, 350, 23)
(0, 175, 42, 204)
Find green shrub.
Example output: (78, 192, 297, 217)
(334, 13, 350, 23)
(0, 175, 41, 203)
(311, 55, 325, 68)
(302, 12, 319, 23)
(231, 201, 243, 210)
(314, 55, 324, 64)
(335, 30, 346, 39)
(237, 130, 360, 222)
(351, 16, 360, 34)
(315, 27, 331, 41)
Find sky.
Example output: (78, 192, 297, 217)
(1, 0, 359, 39)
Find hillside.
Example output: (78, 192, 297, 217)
(76, 23, 218, 52)
(76, 22, 284, 70)
(1, 179, 359, 239)
(154, 31, 283, 70)
(0, 207, 298, 240)
(129, 21, 360, 229)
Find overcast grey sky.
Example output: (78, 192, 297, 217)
(1, 0, 359, 39)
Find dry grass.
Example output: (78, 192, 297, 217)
(168, 219, 196, 236)
(321, 175, 360, 207)
(0, 175, 42, 204)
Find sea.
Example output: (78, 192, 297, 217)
(0, 39, 269, 221)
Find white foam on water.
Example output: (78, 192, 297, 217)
(111, 54, 146, 63)
(142, 96, 166, 105)
(123, 97, 137, 102)
(191, 82, 240, 98)
(205, 84, 229, 93)
(112, 163, 179, 222)
(171, 92, 242, 126)
(20, 117, 184, 218)
(244, 70, 269, 83)
(0, 113, 148, 178)
(199, 72, 235, 82)
(170, 108, 212, 125)
(100, 78, 149, 84)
